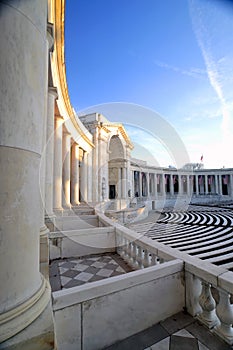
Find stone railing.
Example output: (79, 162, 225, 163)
(51, 205, 233, 348)
(105, 205, 148, 224)
(116, 229, 165, 269)
(97, 207, 233, 345)
(185, 259, 233, 345)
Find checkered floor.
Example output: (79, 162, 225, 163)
(50, 253, 132, 291)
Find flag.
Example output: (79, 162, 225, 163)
(200, 155, 203, 162)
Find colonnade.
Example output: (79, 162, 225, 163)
(132, 170, 233, 198)
(48, 115, 92, 214)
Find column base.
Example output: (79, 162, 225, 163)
(40, 227, 50, 279)
(0, 297, 54, 350)
(0, 277, 52, 346)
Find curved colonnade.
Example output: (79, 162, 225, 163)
(1, 0, 233, 348)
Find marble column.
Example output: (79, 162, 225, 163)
(139, 172, 143, 197)
(0, 1, 52, 345)
(170, 174, 174, 196)
(118, 168, 122, 198)
(53, 115, 64, 210)
(126, 160, 131, 197)
(195, 175, 199, 195)
(215, 174, 219, 194)
(178, 175, 182, 195)
(132, 171, 135, 197)
(87, 152, 93, 202)
(161, 174, 166, 196)
(92, 130, 98, 202)
(62, 129, 71, 208)
(81, 151, 88, 202)
(205, 175, 208, 195)
(219, 175, 223, 195)
(45, 87, 57, 218)
(146, 173, 150, 198)
(154, 174, 158, 197)
(187, 175, 191, 196)
(71, 142, 80, 205)
(122, 167, 127, 198)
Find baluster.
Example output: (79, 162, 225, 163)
(214, 289, 233, 344)
(128, 241, 134, 266)
(119, 236, 126, 259)
(143, 249, 150, 268)
(198, 281, 218, 328)
(125, 239, 131, 264)
(132, 242, 139, 269)
(150, 253, 156, 266)
(116, 234, 122, 256)
(137, 246, 144, 269)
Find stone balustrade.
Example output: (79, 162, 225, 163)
(186, 262, 233, 345)
(116, 232, 163, 269)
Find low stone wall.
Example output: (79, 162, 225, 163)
(54, 215, 99, 231)
(53, 260, 184, 350)
(49, 227, 115, 260)
(105, 205, 148, 224)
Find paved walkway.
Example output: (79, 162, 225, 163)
(49, 253, 132, 291)
(105, 311, 232, 350)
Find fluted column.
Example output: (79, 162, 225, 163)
(0, 1, 51, 344)
(139, 172, 143, 197)
(62, 129, 71, 208)
(87, 152, 93, 202)
(146, 173, 150, 198)
(118, 168, 122, 198)
(195, 175, 199, 195)
(132, 171, 135, 197)
(122, 167, 127, 198)
(178, 175, 182, 195)
(219, 175, 223, 195)
(53, 115, 64, 210)
(81, 151, 88, 202)
(161, 174, 166, 196)
(92, 130, 98, 202)
(71, 142, 80, 205)
(45, 87, 57, 218)
(205, 175, 208, 194)
(187, 175, 191, 196)
(154, 174, 158, 197)
(215, 174, 219, 194)
(170, 174, 174, 196)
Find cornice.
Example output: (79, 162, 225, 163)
(103, 123, 134, 150)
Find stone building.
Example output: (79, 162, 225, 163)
(1, 1, 233, 349)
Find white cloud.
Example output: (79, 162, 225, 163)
(154, 60, 206, 79)
(189, 0, 233, 166)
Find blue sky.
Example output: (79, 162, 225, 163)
(65, 0, 233, 169)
